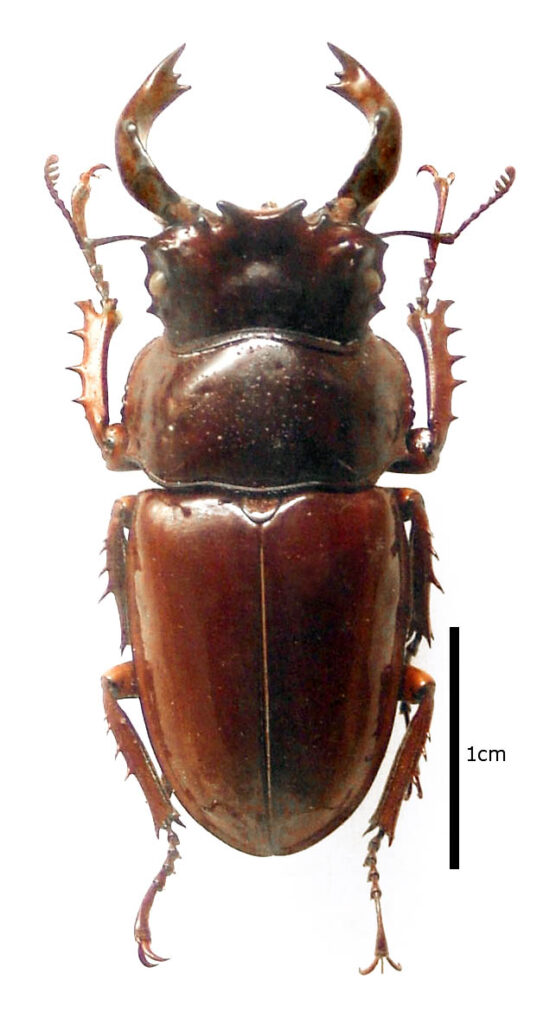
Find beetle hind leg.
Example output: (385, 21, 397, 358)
(360, 664, 435, 974)
(134, 822, 181, 967)
(102, 661, 183, 966)
(370, 665, 435, 841)
(395, 488, 441, 657)
(359, 830, 402, 974)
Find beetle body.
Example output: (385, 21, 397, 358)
(46, 43, 514, 970)
(128, 487, 407, 857)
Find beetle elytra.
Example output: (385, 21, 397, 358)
(46, 43, 514, 971)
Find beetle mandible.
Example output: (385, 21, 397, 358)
(45, 44, 514, 971)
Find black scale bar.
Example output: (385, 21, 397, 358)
(449, 626, 460, 869)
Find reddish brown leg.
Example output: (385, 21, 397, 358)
(360, 830, 402, 975)
(102, 661, 182, 966)
(102, 662, 178, 832)
(102, 667, 182, 962)
(101, 495, 136, 652)
(386, 168, 466, 476)
(102, 496, 183, 965)
(394, 488, 441, 656)
(360, 664, 435, 975)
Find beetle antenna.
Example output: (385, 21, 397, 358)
(449, 165, 515, 241)
(89, 234, 150, 246)
(45, 155, 83, 249)
(414, 165, 514, 312)
(381, 167, 515, 251)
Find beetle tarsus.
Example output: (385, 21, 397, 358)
(412, 165, 456, 312)
(104, 658, 183, 967)
(383, 171, 466, 475)
(135, 823, 181, 968)
(381, 164, 515, 252)
(137, 940, 168, 968)
(359, 664, 434, 972)
(45, 155, 112, 300)
(70, 163, 112, 301)
(360, 830, 402, 975)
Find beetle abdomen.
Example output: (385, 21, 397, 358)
(127, 488, 408, 855)
(123, 330, 413, 492)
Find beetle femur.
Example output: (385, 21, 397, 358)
(115, 44, 401, 228)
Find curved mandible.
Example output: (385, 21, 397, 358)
(115, 45, 209, 225)
(324, 44, 402, 225)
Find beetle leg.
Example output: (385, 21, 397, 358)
(389, 299, 465, 474)
(369, 665, 434, 842)
(359, 830, 401, 974)
(394, 488, 442, 657)
(45, 156, 136, 471)
(102, 661, 182, 966)
(67, 298, 134, 470)
(134, 824, 181, 967)
(101, 495, 136, 652)
(102, 661, 179, 833)
(360, 665, 435, 974)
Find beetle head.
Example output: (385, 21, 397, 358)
(116, 45, 400, 347)
(143, 201, 387, 349)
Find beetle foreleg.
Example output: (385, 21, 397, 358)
(390, 301, 464, 474)
(102, 661, 183, 966)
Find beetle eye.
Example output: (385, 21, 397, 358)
(148, 271, 167, 297)
(363, 268, 382, 294)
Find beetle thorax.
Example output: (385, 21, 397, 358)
(143, 201, 386, 351)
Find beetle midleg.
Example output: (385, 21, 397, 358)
(102, 661, 179, 834)
(102, 660, 182, 966)
(103, 495, 136, 652)
(394, 488, 441, 656)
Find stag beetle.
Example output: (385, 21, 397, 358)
(45, 43, 514, 971)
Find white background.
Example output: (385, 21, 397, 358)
(2, 1, 553, 1021)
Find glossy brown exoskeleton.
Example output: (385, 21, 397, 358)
(45, 44, 514, 971)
